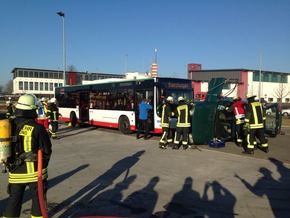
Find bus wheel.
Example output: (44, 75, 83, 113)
(70, 112, 77, 127)
(119, 116, 132, 134)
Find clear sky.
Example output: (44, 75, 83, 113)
(1, 0, 290, 87)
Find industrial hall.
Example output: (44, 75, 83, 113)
(188, 63, 290, 103)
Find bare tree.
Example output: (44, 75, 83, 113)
(67, 65, 77, 72)
(5, 80, 13, 94)
(273, 82, 290, 103)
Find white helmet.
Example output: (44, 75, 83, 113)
(50, 97, 57, 103)
(246, 93, 256, 99)
(41, 97, 47, 102)
(178, 96, 185, 102)
(16, 94, 38, 110)
(166, 96, 173, 102)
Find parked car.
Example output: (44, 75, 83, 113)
(281, 108, 290, 116)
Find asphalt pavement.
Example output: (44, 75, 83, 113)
(0, 124, 290, 218)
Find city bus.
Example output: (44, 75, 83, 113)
(55, 77, 193, 134)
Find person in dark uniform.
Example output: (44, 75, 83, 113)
(159, 96, 174, 149)
(47, 97, 61, 139)
(3, 93, 52, 218)
(172, 96, 191, 150)
(6, 101, 15, 119)
(243, 93, 268, 154)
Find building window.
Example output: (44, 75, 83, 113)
(19, 71, 23, 77)
(34, 71, 39, 78)
(54, 83, 58, 88)
(272, 73, 277, 82)
(54, 73, 59, 79)
(44, 72, 48, 78)
(40, 82, 43, 91)
(24, 71, 28, 77)
(277, 98, 282, 102)
(45, 83, 48, 91)
(263, 72, 269, 82)
(29, 82, 33, 90)
(50, 83, 53, 91)
(285, 98, 289, 103)
(24, 82, 28, 90)
(280, 74, 287, 83)
(19, 81, 23, 90)
(29, 71, 33, 77)
(39, 72, 43, 78)
(35, 82, 38, 90)
(49, 72, 53, 79)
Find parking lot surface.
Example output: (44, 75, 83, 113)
(1, 124, 290, 218)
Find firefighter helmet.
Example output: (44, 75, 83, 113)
(16, 94, 38, 110)
(178, 96, 185, 102)
(246, 93, 256, 99)
(166, 96, 173, 102)
(41, 97, 47, 102)
(14, 94, 38, 118)
(50, 97, 57, 103)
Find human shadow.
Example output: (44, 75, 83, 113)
(119, 176, 160, 217)
(154, 177, 236, 217)
(202, 180, 237, 217)
(51, 150, 145, 217)
(73, 175, 137, 217)
(235, 160, 290, 218)
(0, 164, 89, 216)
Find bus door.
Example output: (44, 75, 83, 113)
(135, 89, 154, 132)
(79, 91, 90, 123)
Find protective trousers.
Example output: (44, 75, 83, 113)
(3, 182, 45, 218)
(174, 127, 189, 147)
(246, 128, 268, 150)
(159, 127, 173, 145)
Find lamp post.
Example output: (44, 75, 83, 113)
(57, 11, 66, 86)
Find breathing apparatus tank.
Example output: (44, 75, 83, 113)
(0, 119, 12, 165)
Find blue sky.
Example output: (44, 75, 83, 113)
(1, 0, 290, 87)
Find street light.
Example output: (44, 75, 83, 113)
(57, 11, 66, 86)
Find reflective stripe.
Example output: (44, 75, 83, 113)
(9, 168, 48, 183)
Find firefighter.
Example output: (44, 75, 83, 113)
(243, 93, 268, 155)
(3, 94, 52, 218)
(36, 97, 49, 131)
(6, 101, 15, 119)
(226, 96, 246, 146)
(47, 97, 61, 139)
(159, 96, 174, 149)
(172, 96, 191, 150)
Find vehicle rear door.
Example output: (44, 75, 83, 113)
(264, 103, 282, 137)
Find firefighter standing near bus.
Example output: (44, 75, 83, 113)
(243, 93, 269, 155)
(6, 101, 15, 119)
(36, 97, 49, 131)
(2, 93, 52, 218)
(159, 96, 174, 149)
(172, 96, 191, 150)
(47, 97, 61, 139)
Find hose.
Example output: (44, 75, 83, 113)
(38, 149, 48, 218)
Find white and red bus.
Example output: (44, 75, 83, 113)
(55, 77, 193, 134)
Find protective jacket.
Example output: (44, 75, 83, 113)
(175, 102, 190, 128)
(160, 102, 173, 128)
(245, 99, 265, 129)
(47, 103, 60, 122)
(6, 104, 15, 119)
(8, 117, 52, 184)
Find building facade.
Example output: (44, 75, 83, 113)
(11, 68, 124, 99)
(188, 64, 290, 103)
